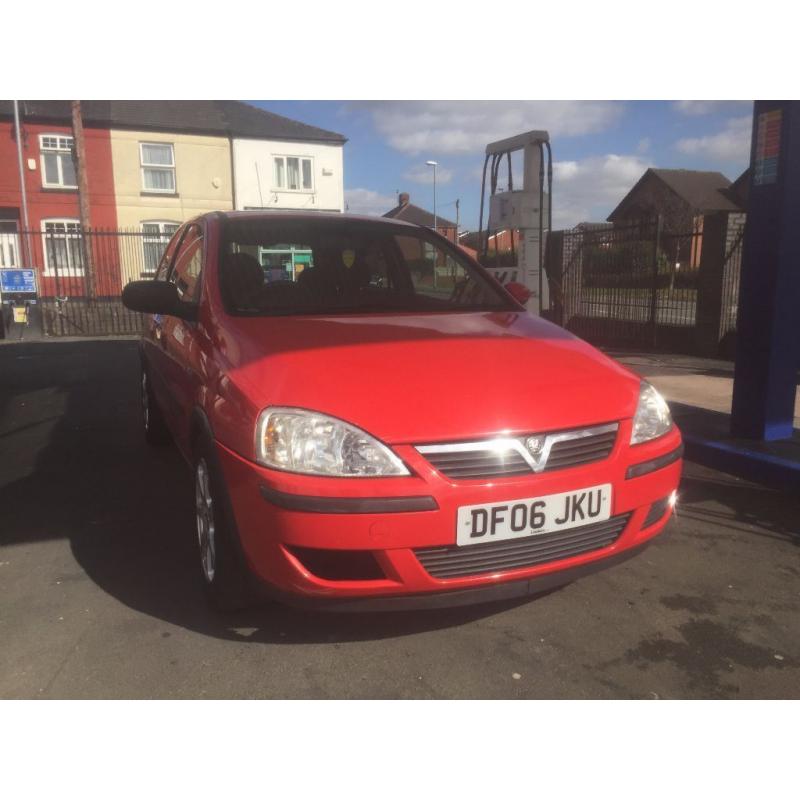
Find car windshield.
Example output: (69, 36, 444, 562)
(219, 217, 515, 316)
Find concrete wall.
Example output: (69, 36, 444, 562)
(232, 138, 344, 212)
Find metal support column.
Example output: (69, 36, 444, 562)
(731, 101, 800, 440)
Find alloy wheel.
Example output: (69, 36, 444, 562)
(195, 459, 216, 583)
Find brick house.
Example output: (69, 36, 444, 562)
(608, 168, 743, 229)
(0, 105, 119, 295)
(607, 168, 745, 268)
(0, 100, 346, 296)
(458, 228, 520, 254)
(383, 193, 458, 242)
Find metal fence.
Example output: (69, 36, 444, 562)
(719, 217, 745, 343)
(9, 228, 166, 336)
(547, 215, 741, 354)
(4, 219, 746, 349)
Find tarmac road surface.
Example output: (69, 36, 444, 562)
(1, 340, 798, 698)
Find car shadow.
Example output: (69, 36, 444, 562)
(676, 465, 800, 547)
(0, 339, 542, 645)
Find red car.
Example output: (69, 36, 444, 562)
(123, 211, 682, 611)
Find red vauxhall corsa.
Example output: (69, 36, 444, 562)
(122, 211, 682, 611)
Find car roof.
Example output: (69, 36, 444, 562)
(214, 210, 422, 230)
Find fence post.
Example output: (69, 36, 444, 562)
(649, 215, 662, 347)
(718, 213, 746, 356)
(694, 211, 729, 357)
(544, 229, 564, 325)
(561, 229, 585, 329)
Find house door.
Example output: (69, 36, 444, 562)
(0, 220, 20, 268)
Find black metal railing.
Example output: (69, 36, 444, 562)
(547, 214, 743, 355)
(5, 217, 745, 350)
(9, 228, 168, 337)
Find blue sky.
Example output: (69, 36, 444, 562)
(252, 101, 752, 231)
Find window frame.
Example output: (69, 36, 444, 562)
(0, 220, 20, 268)
(154, 224, 189, 282)
(140, 220, 181, 277)
(39, 133, 77, 190)
(139, 142, 177, 194)
(272, 155, 314, 192)
(41, 218, 84, 276)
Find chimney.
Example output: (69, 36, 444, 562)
(398, 192, 410, 207)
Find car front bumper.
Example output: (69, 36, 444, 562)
(216, 423, 682, 608)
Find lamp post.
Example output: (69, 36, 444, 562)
(426, 160, 438, 289)
(426, 160, 438, 232)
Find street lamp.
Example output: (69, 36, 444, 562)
(426, 160, 438, 231)
(426, 160, 438, 289)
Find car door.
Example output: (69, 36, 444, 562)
(160, 223, 206, 455)
(143, 223, 189, 420)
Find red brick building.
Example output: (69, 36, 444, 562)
(607, 168, 745, 269)
(0, 102, 118, 296)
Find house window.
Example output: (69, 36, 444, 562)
(141, 221, 181, 276)
(140, 143, 176, 193)
(273, 156, 313, 191)
(0, 220, 19, 268)
(40, 134, 77, 189)
(42, 219, 84, 275)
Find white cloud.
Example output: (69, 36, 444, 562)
(403, 165, 454, 185)
(673, 100, 752, 116)
(673, 101, 721, 116)
(343, 187, 397, 216)
(551, 154, 652, 228)
(354, 101, 623, 155)
(675, 115, 752, 163)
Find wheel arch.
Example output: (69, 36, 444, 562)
(189, 406, 215, 456)
(189, 405, 253, 580)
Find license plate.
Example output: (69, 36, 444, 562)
(456, 484, 612, 546)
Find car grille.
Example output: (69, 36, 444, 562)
(543, 428, 618, 472)
(416, 450, 533, 480)
(417, 423, 618, 480)
(415, 513, 631, 579)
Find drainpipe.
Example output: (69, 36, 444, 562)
(12, 101, 32, 265)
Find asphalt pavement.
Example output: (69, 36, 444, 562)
(1, 339, 798, 698)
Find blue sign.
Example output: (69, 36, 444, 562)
(0, 269, 37, 294)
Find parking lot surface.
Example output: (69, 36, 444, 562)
(1, 339, 798, 699)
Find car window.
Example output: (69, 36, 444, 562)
(395, 234, 477, 303)
(154, 225, 186, 282)
(219, 219, 512, 317)
(169, 226, 203, 304)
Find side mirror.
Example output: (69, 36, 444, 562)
(505, 281, 531, 306)
(122, 280, 197, 321)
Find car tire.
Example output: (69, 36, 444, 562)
(141, 367, 171, 446)
(193, 435, 251, 611)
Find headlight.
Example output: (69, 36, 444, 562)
(255, 407, 410, 477)
(630, 381, 672, 445)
